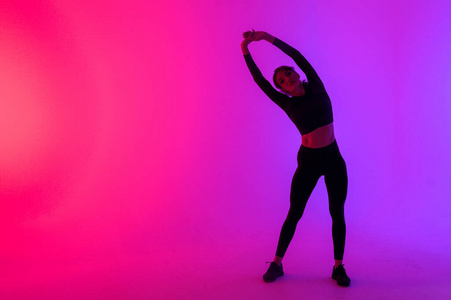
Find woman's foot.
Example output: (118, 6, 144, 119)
(332, 265, 351, 287)
(263, 262, 284, 282)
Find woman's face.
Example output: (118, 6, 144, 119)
(275, 70, 304, 96)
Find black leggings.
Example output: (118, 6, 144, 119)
(275, 140, 348, 260)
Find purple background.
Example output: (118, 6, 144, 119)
(1, 0, 450, 298)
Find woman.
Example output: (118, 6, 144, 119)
(241, 30, 350, 287)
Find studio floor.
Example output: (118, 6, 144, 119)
(2, 229, 450, 300)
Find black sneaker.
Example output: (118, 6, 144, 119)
(332, 265, 351, 287)
(263, 262, 284, 282)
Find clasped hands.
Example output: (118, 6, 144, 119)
(242, 29, 267, 42)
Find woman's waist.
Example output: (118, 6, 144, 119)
(301, 123, 335, 148)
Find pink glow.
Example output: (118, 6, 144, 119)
(1, 0, 450, 299)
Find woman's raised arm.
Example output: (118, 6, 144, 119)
(241, 30, 290, 109)
(272, 37, 325, 92)
(243, 31, 325, 92)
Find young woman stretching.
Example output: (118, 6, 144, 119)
(241, 30, 350, 287)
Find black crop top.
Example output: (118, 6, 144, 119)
(244, 38, 333, 135)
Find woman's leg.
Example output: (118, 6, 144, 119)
(324, 152, 348, 262)
(264, 161, 320, 282)
(275, 163, 321, 260)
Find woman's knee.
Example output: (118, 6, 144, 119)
(285, 209, 303, 224)
(329, 205, 345, 221)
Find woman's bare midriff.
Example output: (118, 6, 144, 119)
(301, 123, 335, 148)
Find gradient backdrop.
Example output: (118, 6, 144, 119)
(1, 0, 450, 298)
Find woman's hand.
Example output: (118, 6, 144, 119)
(241, 30, 274, 54)
(241, 37, 252, 55)
(242, 30, 268, 42)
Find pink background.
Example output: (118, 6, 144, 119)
(1, 0, 450, 299)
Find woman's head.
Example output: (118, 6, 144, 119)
(273, 66, 305, 96)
